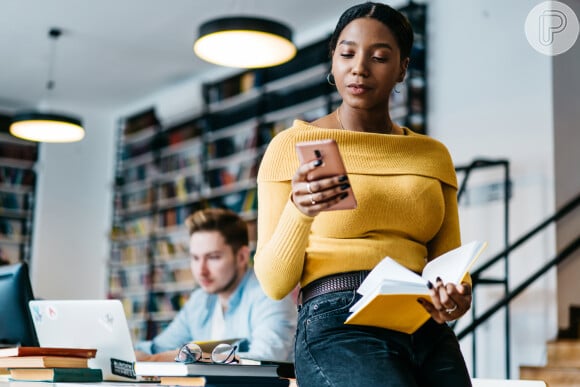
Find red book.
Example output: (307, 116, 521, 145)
(0, 346, 97, 359)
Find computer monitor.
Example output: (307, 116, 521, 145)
(0, 262, 39, 347)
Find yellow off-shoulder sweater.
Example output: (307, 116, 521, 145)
(254, 120, 461, 300)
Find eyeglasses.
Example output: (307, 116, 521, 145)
(175, 342, 238, 364)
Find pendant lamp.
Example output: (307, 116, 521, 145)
(193, 16, 297, 68)
(10, 28, 85, 143)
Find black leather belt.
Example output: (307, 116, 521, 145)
(299, 270, 371, 306)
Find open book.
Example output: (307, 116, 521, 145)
(192, 338, 241, 354)
(345, 240, 488, 334)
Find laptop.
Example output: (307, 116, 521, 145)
(29, 299, 148, 382)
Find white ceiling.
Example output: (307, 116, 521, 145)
(0, 0, 401, 113)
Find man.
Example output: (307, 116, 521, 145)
(135, 208, 296, 362)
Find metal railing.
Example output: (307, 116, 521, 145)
(454, 158, 580, 378)
(455, 159, 511, 377)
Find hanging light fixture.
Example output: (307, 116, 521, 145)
(193, 16, 297, 68)
(10, 28, 85, 143)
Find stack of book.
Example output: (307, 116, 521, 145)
(0, 346, 102, 382)
(134, 359, 295, 387)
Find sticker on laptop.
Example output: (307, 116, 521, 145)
(29, 304, 58, 323)
(111, 358, 136, 379)
(98, 312, 115, 333)
(46, 305, 58, 320)
(29, 304, 43, 323)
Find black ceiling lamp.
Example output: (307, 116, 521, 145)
(193, 16, 297, 68)
(9, 28, 85, 143)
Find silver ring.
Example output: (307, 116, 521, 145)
(310, 194, 316, 205)
(445, 304, 458, 314)
(306, 182, 313, 194)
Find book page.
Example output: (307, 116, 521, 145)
(357, 257, 425, 296)
(421, 240, 487, 284)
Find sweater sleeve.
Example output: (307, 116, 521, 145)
(252, 131, 316, 299)
(253, 179, 314, 300)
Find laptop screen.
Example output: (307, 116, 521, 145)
(0, 262, 39, 347)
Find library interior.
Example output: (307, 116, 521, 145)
(0, 1, 579, 386)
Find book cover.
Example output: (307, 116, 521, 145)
(134, 361, 294, 379)
(160, 375, 291, 386)
(9, 367, 103, 382)
(0, 346, 97, 359)
(0, 355, 89, 369)
(192, 338, 241, 354)
(345, 240, 488, 334)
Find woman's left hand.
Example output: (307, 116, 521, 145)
(418, 278, 472, 323)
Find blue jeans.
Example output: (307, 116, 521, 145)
(295, 290, 472, 387)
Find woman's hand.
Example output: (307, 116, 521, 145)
(291, 159, 351, 216)
(418, 277, 472, 323)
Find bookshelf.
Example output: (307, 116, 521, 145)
(108, 2, 427, 342)
(109, 108, 202, 341)
(0, 113, 38, 266)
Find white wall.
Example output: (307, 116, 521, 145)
(30, 107, 117, 300)
(428, 0, 558, 378)
(554, 0, 580, 338)
(26, 0, 572, 380)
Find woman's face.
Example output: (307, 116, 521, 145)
(332, 17, 408, 111)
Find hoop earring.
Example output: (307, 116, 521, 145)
(326, 73, 335, 86)
(394, 84, 401, 94)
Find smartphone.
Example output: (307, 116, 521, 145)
(295, 139, 357, 211)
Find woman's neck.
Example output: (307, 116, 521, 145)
(336, 105, 393, 134)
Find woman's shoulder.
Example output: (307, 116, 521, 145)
(401, 127, 451, 153)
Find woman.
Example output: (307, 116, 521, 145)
(254, 2, 472, 386)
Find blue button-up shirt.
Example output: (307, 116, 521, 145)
(135, 269, 296, 362)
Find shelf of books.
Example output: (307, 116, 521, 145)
(108, 1, 427, 343)
(0, 115, 39, 266)
(108, 108, 204, 341)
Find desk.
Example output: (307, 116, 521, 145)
(0, 379, 548, 387)
(1, 381, 296, 387)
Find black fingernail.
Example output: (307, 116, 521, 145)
(340, 183, 350, 190)
(338, 175, 348, 182)
(436, 276, 442, 283)
(340, 192, 348, 199)
(427, 281, 434, 289)
(313, 159, 322, 167)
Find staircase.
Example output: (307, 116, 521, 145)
(520, 307, 580, 386)
(520, 339, 580, 386)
